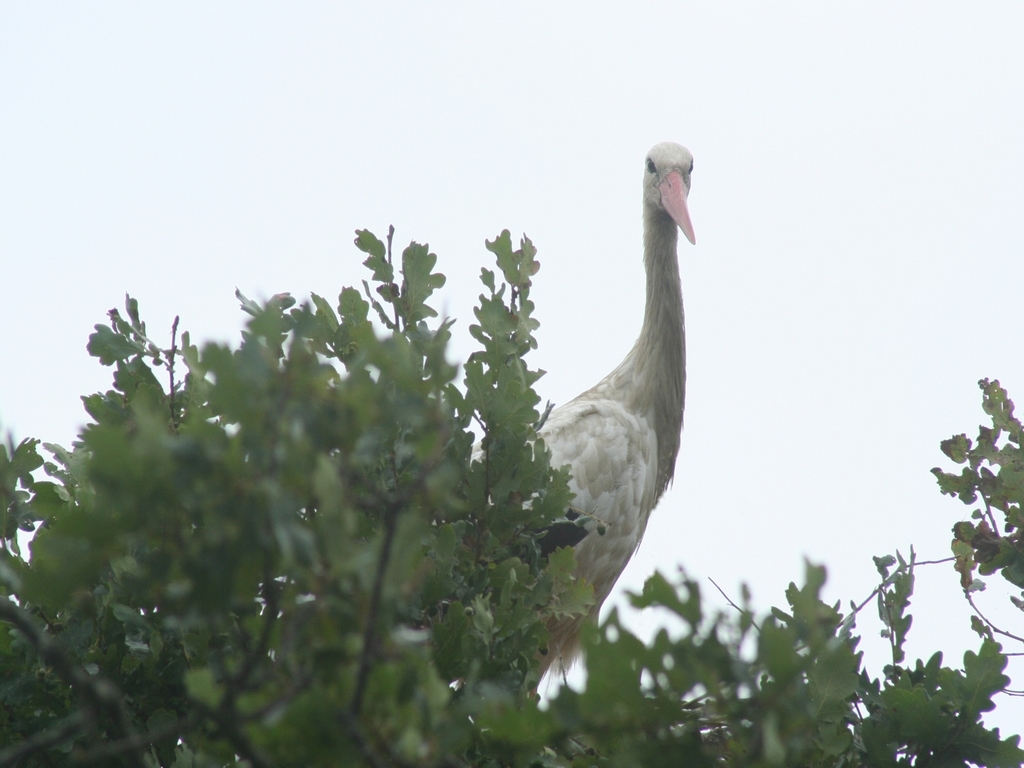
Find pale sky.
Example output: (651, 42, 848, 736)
(3, 4, 1023, 731)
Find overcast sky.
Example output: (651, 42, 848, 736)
(3, 3, 1023, 731)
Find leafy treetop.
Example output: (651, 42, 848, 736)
(0, 229, 1021, 767)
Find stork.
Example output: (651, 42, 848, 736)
(538, 141, 696, 676)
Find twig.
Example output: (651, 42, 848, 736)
(239, 672, 313, 723)
(340, 712, 407, 768)
(386, 224, 402, 332)
(841, 556, 955, 636)
(965, 591, 1024, 644)
(230, 559, 280, 697)
(848, 554, 939, 641)
(0, 597, 145, 766)
(708, 577, 760, 631)
(0, 712, 87, 766)
(880, 582, 900, 667)
(350, 498, 402, 716)
(981, 495, 1000, 535)
(852, 698, 866, 723)
(205, 706, 274, 768)
(168, 315, 180, 431)
(341, 711, 432, 768)
(914, 557, 956, 566)
(70, 714, 197, 763)
(848, 586, 881, 622)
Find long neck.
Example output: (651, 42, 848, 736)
(633, 205, 686, 497)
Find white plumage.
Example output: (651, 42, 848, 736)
(539, 142, 696, 675)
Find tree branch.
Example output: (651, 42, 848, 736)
(0, 712, 87, 766)
(838, 556, 955, 638)
(965, 590, 1024, 644)
(981, 494, 1000, 535)
(229, 558, 280, 699)
(708, 577, 760, 631)
(0, 597, 146, 767)
(350, 498, 401, 716)
(70, 714, 198, 763)
(205, 705, 274, 768)
(239, 671, 313, 723)
(340, 714, 392, 768)
(340, 712, 419, 768)
(168, 314, 180, 431)
(386, 224, 402, 333)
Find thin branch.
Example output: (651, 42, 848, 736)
(981, 495, 1000, 534)
(168, 315, 180, 431)
(238, 671, 313, 723)
(229, 558, 280, 698)
(839, 556, 956, 637)
(847, 586, 881, 622)
(881, 585, 900, 667)
(708, 577, 760, 631)
(0, 712, 87, 766)
(350, 498, 402, 716)
(852, 698, 866, 724)
(340, 714, 392, 768)
(386, 224, 402, 333)
(0, 597, 146, 767)
(205, 706, 274, 768)
(70, 713, 198, 763)
(340, 712, 417, 768)
(914, 557, 956, 566)
(965, 591, 1024, 644)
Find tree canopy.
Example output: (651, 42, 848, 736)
(1, 228, 1022, 767)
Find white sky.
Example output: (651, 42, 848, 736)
(3, 3, 1023, 733)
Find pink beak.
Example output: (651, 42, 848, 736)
(658, 170, 696, 245)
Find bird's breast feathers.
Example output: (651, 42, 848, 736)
(540, 399, 659, 601)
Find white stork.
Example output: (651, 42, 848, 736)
(538, 141, 696, 676)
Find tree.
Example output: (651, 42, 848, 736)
(1, 228, 1021, 767)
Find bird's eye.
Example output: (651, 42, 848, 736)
(646, 157, 656, 174)
(688, 159, 694, 175)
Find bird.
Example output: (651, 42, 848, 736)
(537, 141, 696, 677)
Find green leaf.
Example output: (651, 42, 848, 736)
(401, 241, 446, 323)
(881, 687, 949, 746)
(310, 292, 339, 332)
(758, 618, 802, 683)
(630, 570, 701, 627)
(87, 323, 146, 365)
(961, 640, 1010, 720)
(808, 641, 859, 721)
(354, 228, 386, 260)
(9, 223, 1024, 768)
(147, 706, 178, 734)
(338, 286, 370, 325)
(234, 287, 263, 317)
(185, 668, 221, 707)
(356, 229, 393, 284)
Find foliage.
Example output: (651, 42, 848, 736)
(933, 380, 1024, 608)
(0, 228, 1021, 767)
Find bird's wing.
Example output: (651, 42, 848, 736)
(539, 399, 658, 599)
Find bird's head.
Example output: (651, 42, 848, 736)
(643, 142, 696, 245)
